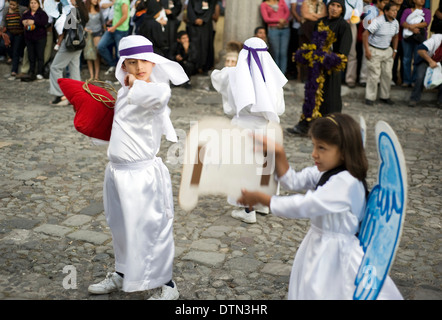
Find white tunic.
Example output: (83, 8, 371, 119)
(270, 166, 403, 300)
(103, 80, 175, 292)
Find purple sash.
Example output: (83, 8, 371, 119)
(243, 44, 267, 82)
(119, 45, 154, 57)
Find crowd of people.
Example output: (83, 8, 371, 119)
(0, 0, 441, 107)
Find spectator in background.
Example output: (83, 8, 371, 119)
(0, 0, 5, 62)
(97, 0, 130, 75)
(287, 0, 351, 135)
(363, 2, 399, 106)
(286, 0, 303, 80)
(298, 0, 326, 81)
(408, 33, 442, 107)
(21, 0, 48, 81)
(391, 0, 406, 85)
(49, 0, 89, 105)
(100, 0, 114, 27)
(358, 0, 389, 87)
(254, 25, 268, 44)
(0, 0, 27, 79)
(400, 0, 431, 87)
(168, 30, 197, 87)
(186, 0, 216, 74)
(343, 0, 363, 88)
(161, 0, 182, 56)
(137, 0, 168, 55)
(84, 0, 106, 80)
(260, 0, 291, 75)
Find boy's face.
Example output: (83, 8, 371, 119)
(377, 0, 389, 10)
(9, 1, 19, 10)
(122, 59, 155, 82)
(255, 29, 267, 41)
(178, 34, 189, 44)
(225, 55, 237, 67)
(385, 5, 398, 20)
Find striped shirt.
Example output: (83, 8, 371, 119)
(5, 11, 23, 35)
(367, 14, 399, 49)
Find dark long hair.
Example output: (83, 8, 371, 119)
(309, 113, 368, 181)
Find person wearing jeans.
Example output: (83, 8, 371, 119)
(267, 26, 290, 74)
(409, 33, 442, 107)
(97, 0, 130, 74)
(260, 0, 291, 74)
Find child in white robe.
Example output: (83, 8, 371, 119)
(87, 35, 188, 300)
(210, 36, 287, 223)
(237, 113, 403, 300)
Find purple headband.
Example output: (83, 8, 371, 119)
(243, 44, 267, 82)
(119, 45, 154, 57)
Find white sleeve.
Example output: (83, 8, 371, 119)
(211, 68, 235, 116)
(271, 173, 362, 220)
(277, 166, 321, 191)
(127, 81, 171, 114)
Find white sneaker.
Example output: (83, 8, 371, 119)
(255, 205, 269, 215)
(105, 66, 115, 75)
(231, 209, 256, 223)
(88, 272, 123, 294)
(148, 281, 179, 300)
(36, 74, 44, 80)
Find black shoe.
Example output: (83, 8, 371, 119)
(286, 122, 309, 136)
(379, 98, 394, 105)
(365, 99, 374, 106)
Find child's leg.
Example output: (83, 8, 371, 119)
(87, 60, 94, 80)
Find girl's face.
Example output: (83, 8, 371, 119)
(122, 59, 155, 82)
(311, 137, 344, 172)
(30, 0, 40, 11)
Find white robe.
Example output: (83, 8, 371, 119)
(210, 67, 285, 129)
(270, 166, 403, 300)
(103, 80, 175, 292)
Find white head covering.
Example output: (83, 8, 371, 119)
(229, 37, 287, 122)
(115, 35, 189, 86)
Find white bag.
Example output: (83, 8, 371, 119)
(424, 62, 442, 89)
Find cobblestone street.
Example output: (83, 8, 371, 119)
(0, 62, 440, 301)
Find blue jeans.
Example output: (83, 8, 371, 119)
(5, 32, 24, 74)
(97, 29, 128, 67)
(410, 61, 442, 103)
(268, 27, 290, 74)
(402, 39, 419, 85)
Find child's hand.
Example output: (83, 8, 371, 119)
(124, 74, 136, 87)
(237, 189, 271, 212)
(253, 134, 282, 156)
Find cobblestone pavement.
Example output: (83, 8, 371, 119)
(0, 63, 440, 300)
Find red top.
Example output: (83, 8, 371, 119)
(260, 0, 291, 27)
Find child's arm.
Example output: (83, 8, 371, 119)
(125, 78, 171, 113)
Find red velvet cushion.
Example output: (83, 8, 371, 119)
(58, 78, 115, 141)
